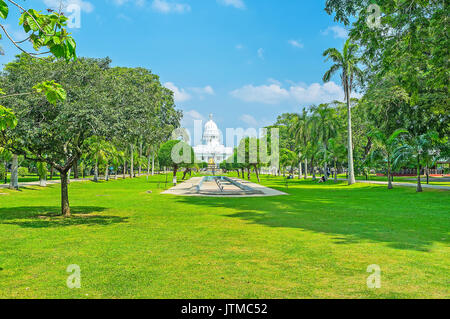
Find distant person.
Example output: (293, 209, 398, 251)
(318, 176, 326, 184)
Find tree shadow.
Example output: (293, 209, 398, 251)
(0, 206, 128, 228)
(175, 184, 449, 252)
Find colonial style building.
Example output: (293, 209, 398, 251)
(193, 114, 233, 167)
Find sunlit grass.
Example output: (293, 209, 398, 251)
(0, 174, 448, 298)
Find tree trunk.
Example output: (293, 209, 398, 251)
(254, 164, 260, 183)
(138, 142, 143, 176)
(123, 161, 127, 179)
(73, 157, 79, 179)
(237, 169, 240, 177)
(345, 82, 356, 185)
(105, 163, 109, 181)
(39, 175, 47, 187)
(247, 168, 251, 180)
(416, 161, 423, 193)
(3, 161, 7, 184)
(334, 160, 338, 183)
(94, 160, 99, 182)
(130, 144, 134, 178)
(147, 152, 151, 178)
(298, 156, 302, 180)
(60, 170, 71, 217)
(9, 154, 19, 190)
(387, 163, 393, 189)
(173, 166, 178, 185)
(304, 158, 308, 179)
(241, 168, 245, 178)
(152, 150, 155, 176)
(426, 166, 429, 184)
(323, 144, 328, 181)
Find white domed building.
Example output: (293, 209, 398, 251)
(194, 114, 233, 167)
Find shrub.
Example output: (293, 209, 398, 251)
(0, 164, 5, 181)
(18, 167, 29, 177)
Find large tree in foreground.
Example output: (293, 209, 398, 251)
(323, 39, 363, 185)
(1, 56, 110, 216)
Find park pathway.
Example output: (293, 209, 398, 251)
(337, 179, 450, 190)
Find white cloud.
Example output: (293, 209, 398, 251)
(191, 86, 215, 96)
(321, 26, 348, 39)
(151, 0, 191, 14)
(235, 44, 244, 50)
(182, 109, 205, 127)
(257, 48, 264, 60)
(164, 83, 215, 103)
(43, 0, 94, 13)
(230, 80, 360, 105)
(288, 39, 304, 48)
(231, 84, 289, 105)
(164, 82, 192, 103)
(218, 0, 245, 9)
(240, 114, 258, 127)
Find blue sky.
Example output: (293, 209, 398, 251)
(1, 0, 352, 134)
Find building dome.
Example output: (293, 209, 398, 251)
(203, 114, 220, 145)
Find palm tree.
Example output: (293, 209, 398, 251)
(291, 109, 310, 179)
(369, 129, 408, 189)
(309, 104, 338, 180)
(85, 136, 110, 182)
(328, 138, 346, 183)
(393, 131, 438, 192)
(323, 39, 363, 185)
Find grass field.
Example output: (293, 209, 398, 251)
(0, 174, 448, 298)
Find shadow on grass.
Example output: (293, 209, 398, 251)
(176, 182, 449, 252)
(0, 206, 128, 228)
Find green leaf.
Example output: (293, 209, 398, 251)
(0, 0, 9, 19)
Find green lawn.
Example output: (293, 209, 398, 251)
(0, 174, 448, 298)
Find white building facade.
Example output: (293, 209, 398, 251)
(193, 114, 233, 167)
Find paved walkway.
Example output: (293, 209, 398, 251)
(337, 179, 450, 190)
(0, 178, 92, 189)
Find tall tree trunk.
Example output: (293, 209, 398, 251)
(426, 165, 429, 184)
(323, 144, 328, 181)
(298, 156, 302, 180)
(247, 168, 251, 180)
(334, 159, 338, 183)
(9, 154, 19, 190)
(345, 82, 356, 185)
(304, 158, 308, 179)
(416, 160, 423, 193)
(60, 170, 70, 217)
(151, 150, 155, 176)
(105, 163, 109, 181)
(3, 161, 7, 184)
(138, 142, 143, 176)
(237, 169, 240, 177)
(130, 144, 134, 178)
(254, 164, 260, 183)
(147, 152, 151, 178)
(94, 160, 99, 182)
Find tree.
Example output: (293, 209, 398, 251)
(394, 131, 438, 192)
(1, 56, 110, 216)
(158, 140, 194, 186)
(369, 129, 408, 189)
(309, 103, 339, 180)
(0, 0, 77, 129)
(327, 137, 346, 182)
(323, 39, 363, 185)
